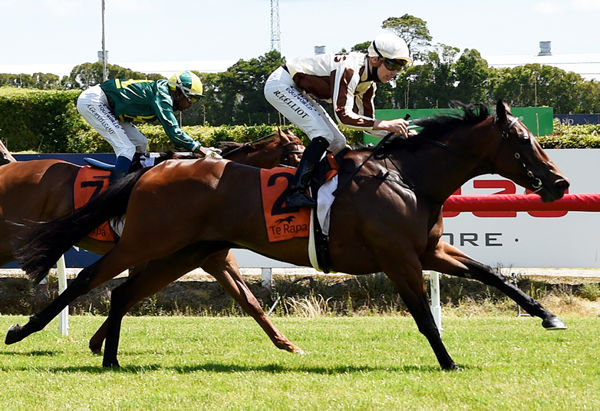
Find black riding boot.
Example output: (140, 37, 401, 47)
(284, 137, 329, 209)
(109, 156, 132, 185)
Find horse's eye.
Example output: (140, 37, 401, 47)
(519, 133, 531, 143)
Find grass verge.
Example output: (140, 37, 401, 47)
(0, 314, 598, 410)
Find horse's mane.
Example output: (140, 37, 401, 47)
(216, 131, 302, 156)
(217, 141, 251, 156)
(378, 101, 490, 152)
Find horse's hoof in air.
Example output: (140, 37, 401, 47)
(89, 342, 103, 355)
(5, 324, 23, 345)
(542, 317, 567, 330)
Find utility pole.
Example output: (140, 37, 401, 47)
(270, 0, 281, 52)
(101, 0, 108, 81)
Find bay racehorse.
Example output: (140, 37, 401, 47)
(11, 101, 569, 370)
(2, 129, 305, 356)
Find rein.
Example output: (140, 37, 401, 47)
(334, 114, 542, 201)
(417, 116, 542, 192)
(333, 132, 395, 196)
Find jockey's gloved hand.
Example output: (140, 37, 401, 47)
(196, 146, 222, 159)
(205, 147, 222, 159)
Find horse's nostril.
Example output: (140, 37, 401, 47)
(555, 178, 570, 191)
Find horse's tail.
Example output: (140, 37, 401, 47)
(15, 168, 151, 284)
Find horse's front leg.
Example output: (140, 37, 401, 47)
(381, 256, 459, 370)
(202, 250, 303, 354)
(421, 241, 566, 329)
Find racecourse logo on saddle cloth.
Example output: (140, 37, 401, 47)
(260, 167, 311, 242)
(73, 166, 116, 242)
(260, 158, 340, 272)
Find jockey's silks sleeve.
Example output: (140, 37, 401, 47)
(285, 52, 377, 130)
(100, 79, 198, 151)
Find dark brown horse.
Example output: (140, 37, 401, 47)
(11, 101, 570, 370)
(2, 129, 305, 355)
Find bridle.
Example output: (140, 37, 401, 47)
(413, 115, 543, 192)
(492, 116, 543, 192)
(341, 115, 545, 200)
(279, 141, 304, 166)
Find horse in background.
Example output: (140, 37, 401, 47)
(2, 129, 305, 356)
(10, 101, 570, 369)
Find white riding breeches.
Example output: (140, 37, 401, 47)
(77, 85, 148, 160)
(264, 67, 347, 154)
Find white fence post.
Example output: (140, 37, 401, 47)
(56, 255, 69, 337)
(428, 271, 442, 332)
(261, 267, 272, 290)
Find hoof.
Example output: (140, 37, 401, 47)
(89, 337, 103, 355)
(102, 359, 120, 369)
(5, 324, 24, 345)
(542, 317, 567, 330)
(442, 362, 462, 371)
(89, 342, 102, 355)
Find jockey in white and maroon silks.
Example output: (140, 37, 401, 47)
(264, 31, 413, 209)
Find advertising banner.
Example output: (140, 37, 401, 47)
(443, 149, 600, 268)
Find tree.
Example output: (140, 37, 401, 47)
(382, 15, 433, 61)
(212, 50, 285, 125)
(453, 49, 490, 103)
(351, 41, 370, 53)
(67, 62, 164, 89)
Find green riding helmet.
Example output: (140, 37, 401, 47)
(168, 70, 203, 102)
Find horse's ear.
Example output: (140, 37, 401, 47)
(278, 127, 291, 142)
(496, 99, 509, 123)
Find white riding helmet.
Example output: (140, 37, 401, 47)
(368, 32, 412, 68)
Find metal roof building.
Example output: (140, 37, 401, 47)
(484, 42, 600, 82)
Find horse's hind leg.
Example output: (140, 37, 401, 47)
(100, 244, 225, 367)
(422, 241, 566, 329)
(5, 256, 114, 345)
(100, 246, 301, 367)
(89, 262, 188, 356)
(202, 250, 303, 354)
(383, 259, 459, 370)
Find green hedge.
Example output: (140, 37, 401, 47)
(538, 121, 600, 148)
(0, 86, 598, 153)
(0, 87, 84, 152)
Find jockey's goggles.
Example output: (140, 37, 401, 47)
(372, 41, 410, 71)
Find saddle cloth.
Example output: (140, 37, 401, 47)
(73, 166, 116, 242)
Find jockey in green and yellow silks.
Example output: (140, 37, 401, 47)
(77, 70, 214, 183)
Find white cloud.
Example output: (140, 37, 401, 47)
(535, 0, 600, 14)
(572, 0, 600, 10)
(40, 0, 81, 17)
(533, 1, 563, 14)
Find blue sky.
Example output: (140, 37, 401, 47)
(1, 0, 599, 74)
